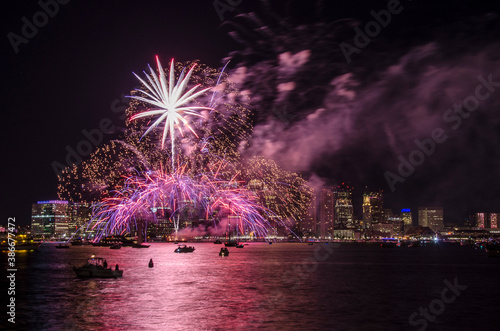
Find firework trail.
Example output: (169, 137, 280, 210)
(91, 160, 288, 240)
(59, 57, 311, 241)
(128, 56, 213, 170)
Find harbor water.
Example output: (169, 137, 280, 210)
(4, 242, 499, 330)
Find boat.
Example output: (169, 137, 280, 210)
(92, 235, 135, 247)
(174, 244, 195, 253)
(225, 240, 239, 247)
(70, 239, 85, 246)
(110, 244, 122, 249)
(213, 239, 222, 244)
(308, 243, 314, 245)
(236, 244, 244, 248)
(132, 243, 150, 248)
(219, 247, 229, 256)
(92, 242, 111, 247)
(55, 244, 70, 249)
(73, 256, 123, 278)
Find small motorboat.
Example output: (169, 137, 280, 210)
(174, 244, 195, 253)
(148, 258, 154, 268)
(236, 244, 244, 248)
(219, 248, 229, 256)
(110, 244, 122, 249)
(132, 243, 150, 248)
(55, 244, 70, 249)
(307, 243, 313, 245)
(73, 256, 123, 278)
(224, 240, 239, 247)
(70, 239, 85, 246)
(213, 239, 222, 244)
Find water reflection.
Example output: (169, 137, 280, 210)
(8, 243, 500, 330)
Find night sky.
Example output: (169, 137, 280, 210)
(2, 0, 500, 226)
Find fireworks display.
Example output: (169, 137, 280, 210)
(58, 56, 312, 241)
(91, 160, 283, 240)
(128, 57, 213, 169)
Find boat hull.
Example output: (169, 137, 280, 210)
(174, 245, 195, 253)
(73, 266, 123, 278)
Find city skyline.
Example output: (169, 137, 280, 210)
(3, 0, 500, 229)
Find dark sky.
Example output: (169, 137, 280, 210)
(2, 0, 500, 226)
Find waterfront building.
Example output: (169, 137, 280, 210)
(371, 223, 394, 238)
(401, 209, 412, 231)
(68, 202, 91, 236)
(31, 200, 71, 238)
(476, 212, 486, 228)
(489, 213, 498, 229)
(319, 188, 334, 238)
(418, 207, 444, 233)
(333, 228, 354, 240)
(362, 189, 383, 229)
(300, 195, 317, 238)
(474, 212, 499, 229)
(387, 215, 404, 237)
(334, 183, 354, 229)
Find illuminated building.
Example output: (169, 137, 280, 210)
(489, 213, 498, 229)
(387, 215, 403, 237)
(401, 209, 412, 230)
(476, 213, 485, 228)
(362, 189, 383, 229)
(31, 200, 71, 238)
(475, 212, 499, 229)
(67, 202, 91, 236)
(418, 207, 444, 233)
(334, 183, 354, 229)
(320, 188, 334, 238)
(31, 200, 96, 239)
(300, 195, 317, 238)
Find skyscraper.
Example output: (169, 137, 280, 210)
(401, 209, 412, 230)
(418, 207, 444, 233)
(362, 189, 383, 229)
(301, 195, 317, 237)
(334, 183, 354, 229)
(320, 188, 334, 238)
(489, 213, 498, 229)
(31, 200, 71, 238)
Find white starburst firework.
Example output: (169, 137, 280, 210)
(128, 56, 213, 169)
